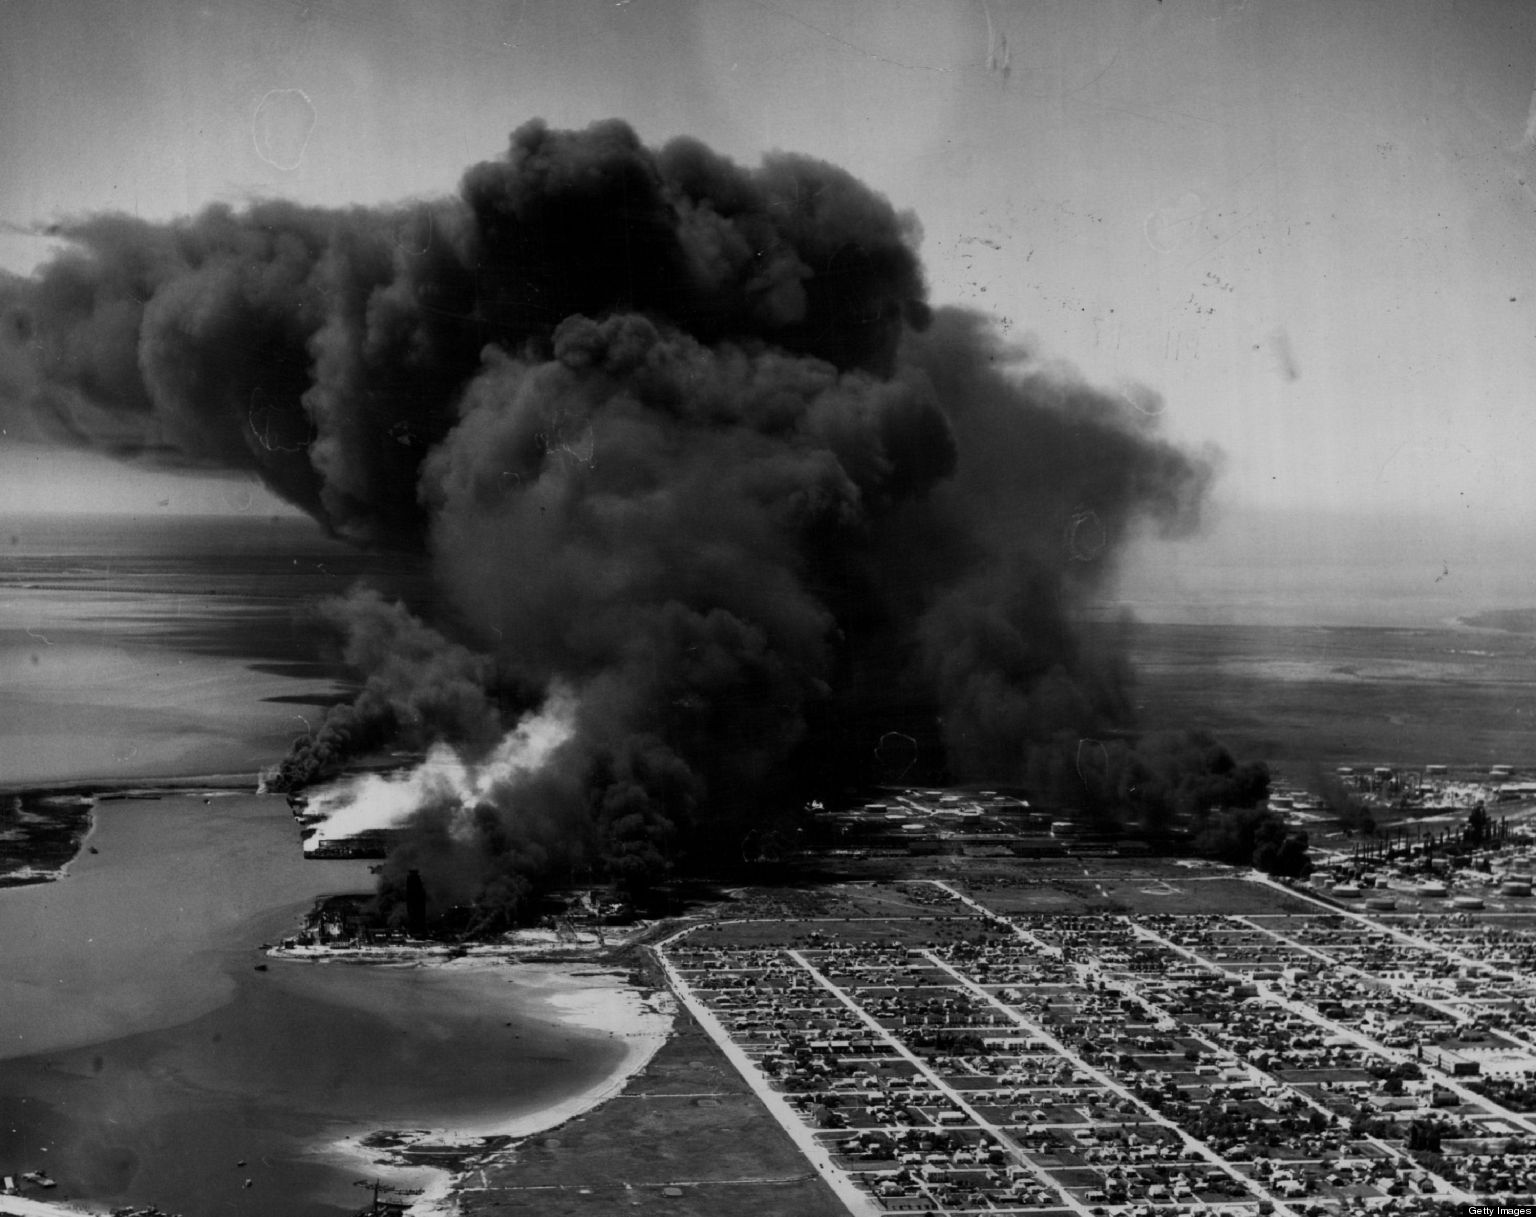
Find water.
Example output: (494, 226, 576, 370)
(0, 515, 630, 1214)
(0, 794, 630, 1216)
(5, 508, 1529, 1210)
(1111, 505, 1536, 629)
(0, 513, 423, 787)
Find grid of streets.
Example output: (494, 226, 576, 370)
(655, 880, 1536, 1216)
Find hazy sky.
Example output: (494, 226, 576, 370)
(2, 0, 1535, 531)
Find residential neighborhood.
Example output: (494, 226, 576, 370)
(658, 877, 1536, 1215)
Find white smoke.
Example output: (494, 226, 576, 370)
(302, 685, 579, 846)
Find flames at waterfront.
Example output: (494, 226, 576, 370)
(299, 687, 579, 847)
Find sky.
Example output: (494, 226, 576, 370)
(1, 0, 1534, 547)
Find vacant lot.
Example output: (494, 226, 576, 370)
(706, 913, 991, 949)
(1129, 619, 1536, 769)
(457, 995, 847, 1217)
(956, 862, 1318, 916)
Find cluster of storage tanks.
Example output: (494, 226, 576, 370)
(1329, 872, 1532, 910)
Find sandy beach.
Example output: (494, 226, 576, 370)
(0, 957, 675, 1217)
(0, 517, 683, 1216)
(0, 1196, 103, 1216)
(0, 793, 677, 1217)
(319, 960, 676, 1217)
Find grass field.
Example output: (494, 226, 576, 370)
(1129, 620, 1536, 770)
(457, 965, 848, 1217)
(703, 914, 990, 949)
(950, 861, 1318, 916)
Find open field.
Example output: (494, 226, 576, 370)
(1129, 622, 1536, 770)
(453, 861, 1536, 1217)
(654, 876, 1536, 1214)
(762, 861, 1334, 919)
(457, 967, 848, 1217)
(958, 867, 1325, 917)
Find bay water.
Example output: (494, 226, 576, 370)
(0, 514, 628, 1214)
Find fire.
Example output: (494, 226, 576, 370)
(302, 685, 579, 845)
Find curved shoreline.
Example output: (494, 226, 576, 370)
(0, 767, 400, 888)
(319, 960, 677, 1217)
(1, 932, 677, 1217)
(0, 956, 677, 1217)
(0, 788, 685, 1217)
(0, 777, 253, 890)
(0, 948, 676, 1217)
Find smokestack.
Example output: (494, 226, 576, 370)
(405, 869, 427, 938)
(1, 117, 1217, 917)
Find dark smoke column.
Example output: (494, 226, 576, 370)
(405, 869, 428, 939)
(0, 118, 1211, 919)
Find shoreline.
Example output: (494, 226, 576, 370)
(0, 1197, 106, 1217)
(0, 785, 680, 1217)
(317, 958, 676, 1217)
(0, 766, 404, 888)
(0, 776, 257, 889)
(0, 948, 677, 1217)
(0, 772, 260, 798)
(0, 751, 419, 800)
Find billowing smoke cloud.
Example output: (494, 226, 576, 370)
(302, 687, 577, 848)
(2, 118, 1214, 920)
(268, 590, 503, 791)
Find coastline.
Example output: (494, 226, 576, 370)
(318, 959, 676, 1217)
(1, 787, 684, 1217)
(0, 772, 261, 798)
(0, 775, 259, 890)
(0, 767, 400, 888)
(0, 515, 692, 1215)
(0, 1196, 105, 1216)
(0, 791, 97, 888)
(0, 959, 677, 1217)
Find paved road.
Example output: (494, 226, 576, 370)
(786, 946, 1092, 1217)
(1248, 876, 1536, 1057)
(1132, 917, 1536, 1145)
(919, 948, 1307, 1217)
(651, 927, 881, 1217)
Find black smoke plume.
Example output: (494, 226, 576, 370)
(2, 118, 1223, 921)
